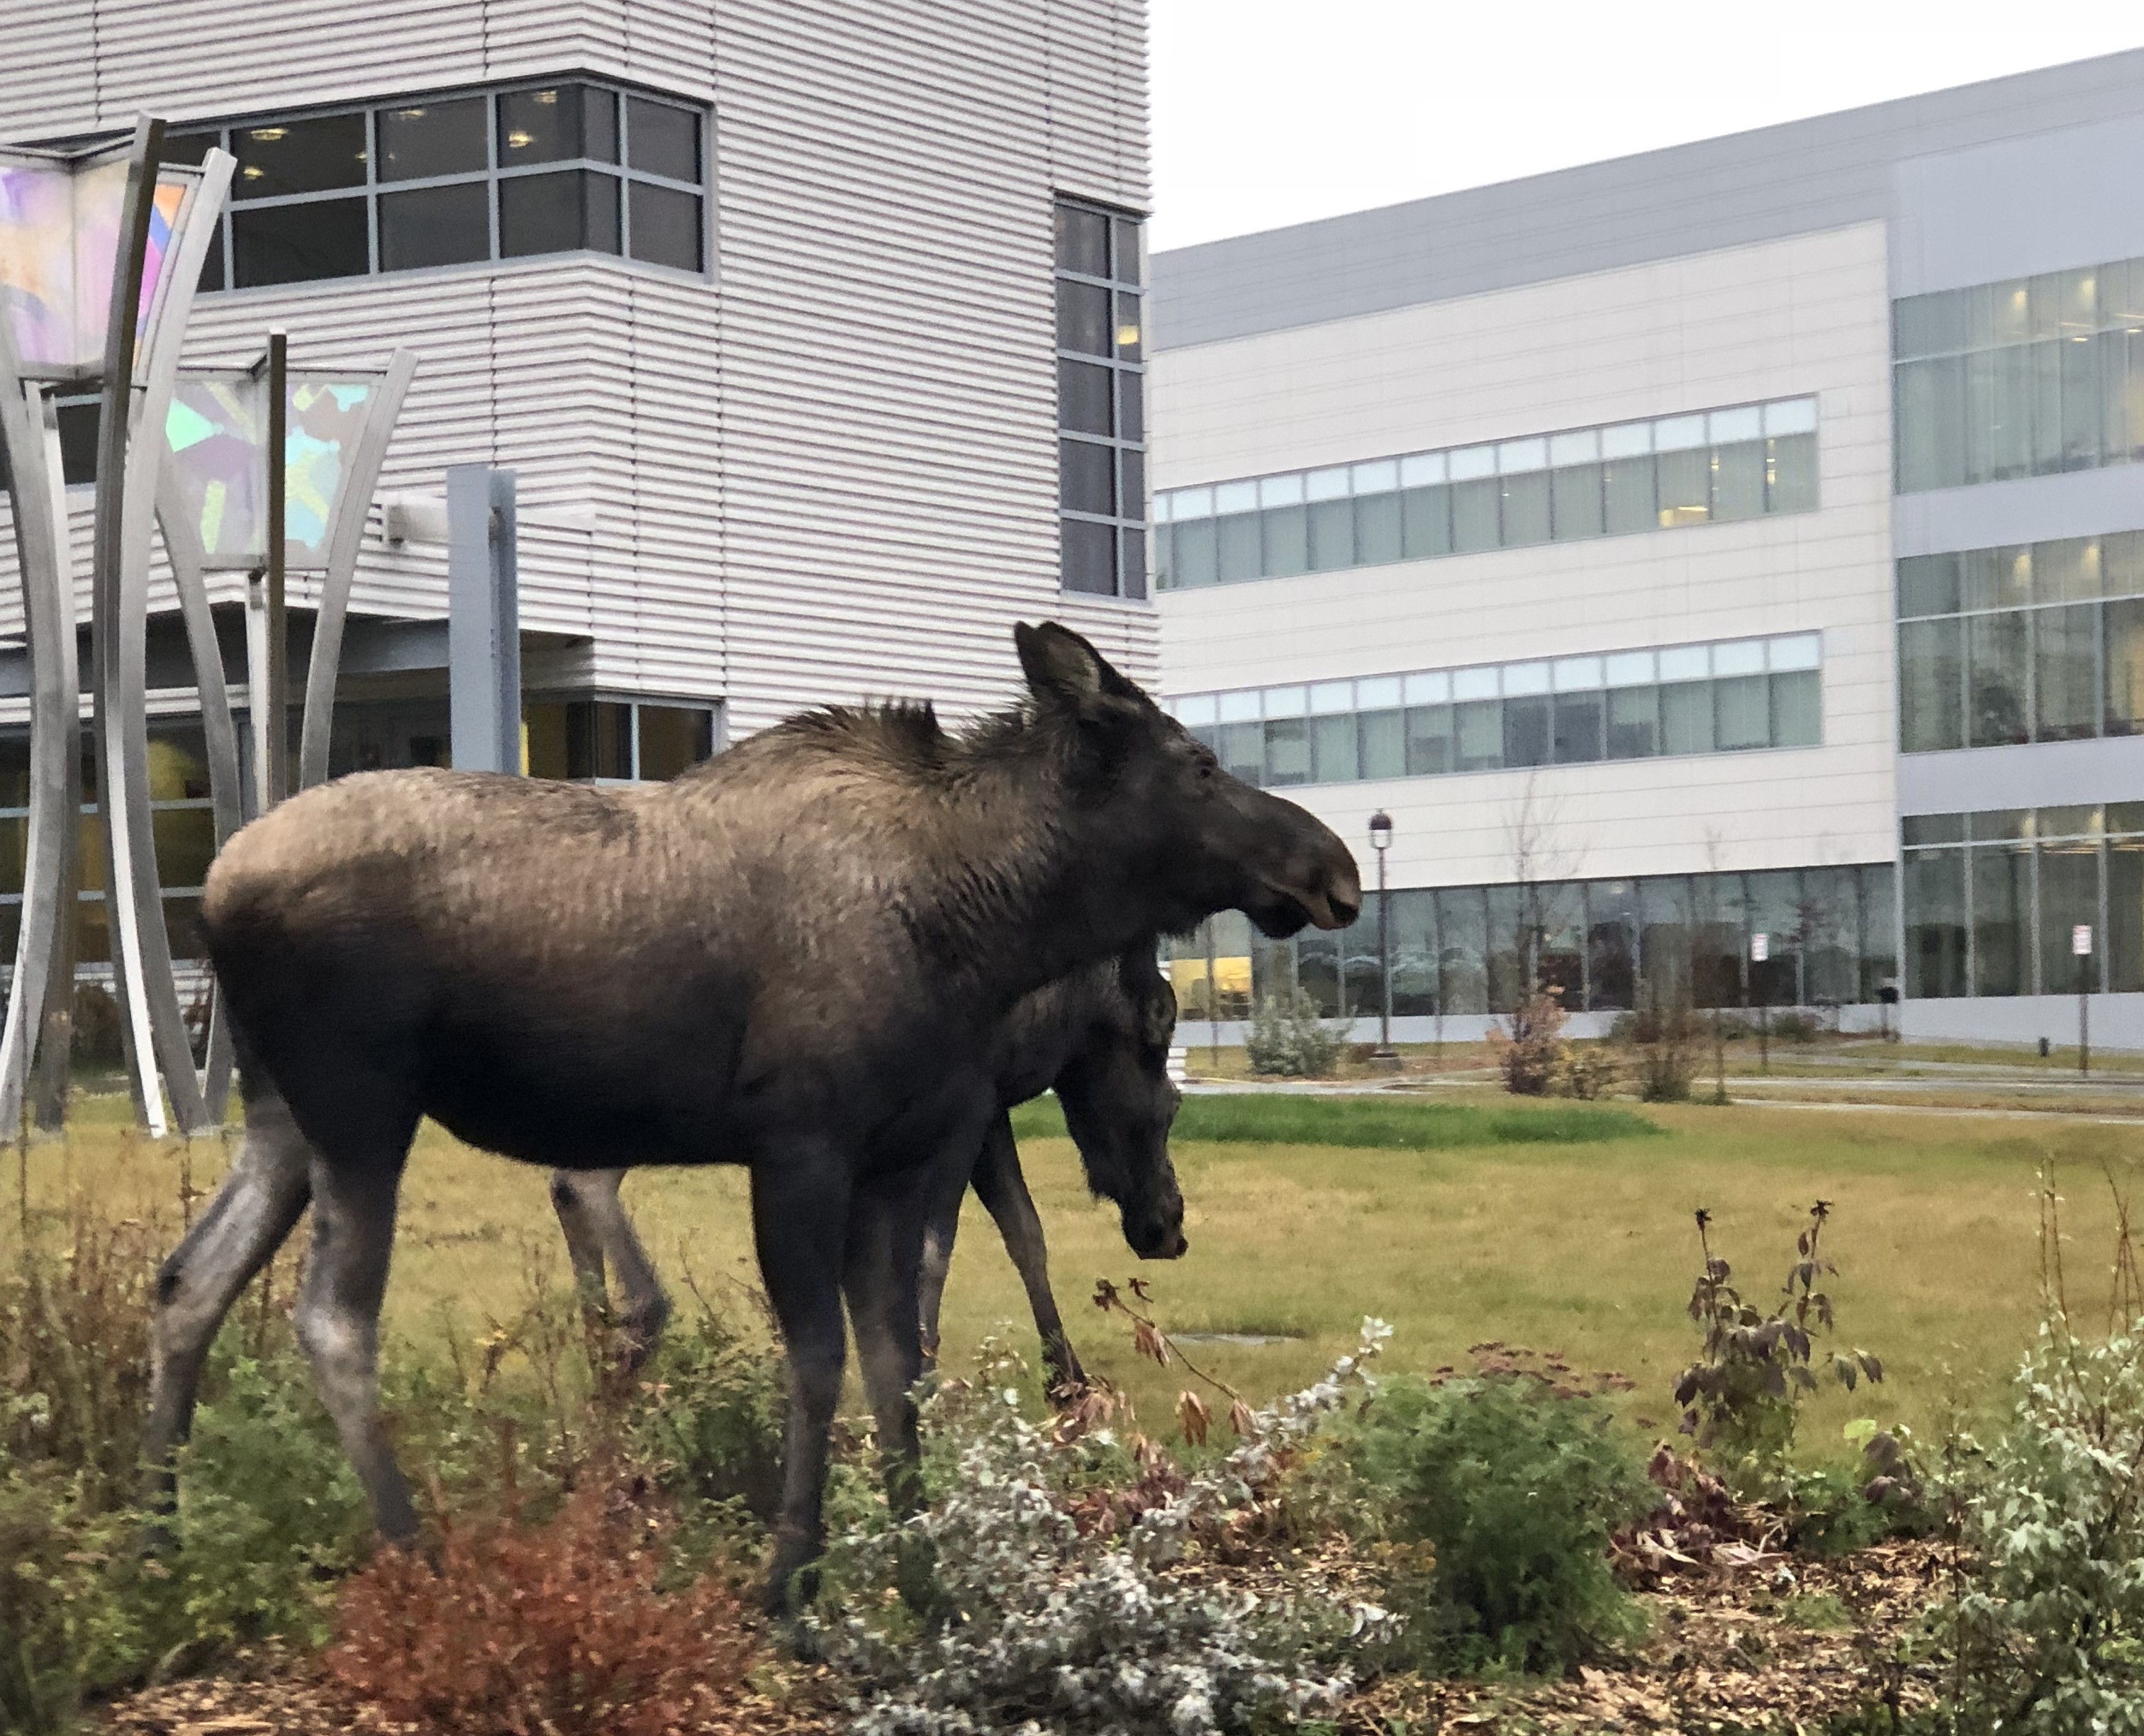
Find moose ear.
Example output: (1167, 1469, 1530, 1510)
(1015, 620, 1139, 716)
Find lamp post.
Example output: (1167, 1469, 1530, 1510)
(1370, 810, 1397, 1066)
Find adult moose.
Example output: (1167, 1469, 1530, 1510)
(150, 622, 1358, 1608)
(552, 941, 1187, 1396)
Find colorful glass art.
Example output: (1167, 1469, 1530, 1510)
(165, 373, 380, 568)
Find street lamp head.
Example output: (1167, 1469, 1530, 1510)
(1369, 810, 1392, 852)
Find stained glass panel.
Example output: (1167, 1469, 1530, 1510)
(166, 372, 379, 568)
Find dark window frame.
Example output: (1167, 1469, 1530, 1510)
(1055, 194, 1148, 600)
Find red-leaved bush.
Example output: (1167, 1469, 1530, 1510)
(326, 1481, 760, 1736)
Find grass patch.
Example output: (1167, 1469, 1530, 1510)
(1009, 1090, 1661, 1149)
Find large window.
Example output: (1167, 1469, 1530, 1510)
(1170, 861, 1896, 1019)
(1894, 260, 2144, 492)
(1897, 532, 2144, 751)
(160, 79, 708, 293)
(1902, 803, 2144, 997)
(522, 698, 717, 780)
(1056, 198, 1146, 598)
(1168, 632, 1821, 788)
(1154, 396, 1818, 591)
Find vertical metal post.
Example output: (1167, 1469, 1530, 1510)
(264, 330, 288, 806)
(2081, 953, 2092, 1080)
(447, 465, 520, 773)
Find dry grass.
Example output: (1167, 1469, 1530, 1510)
(6, 1088, 2136, 1460)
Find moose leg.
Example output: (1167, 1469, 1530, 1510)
(293, 1154, 418, 1545)
(551, 1169, 673, 1368)
(970, 1112, 1087, 1398)
(842, 1161, 940, 1521)
(915, 1172, 962, 1374)
(143, 1090, 313, 1513)
(752, 1153, 852, 1612)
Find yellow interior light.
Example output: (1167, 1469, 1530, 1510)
(249, 126, 287, 142)
(506, 130, 535, 150)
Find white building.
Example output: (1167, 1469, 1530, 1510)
(0, 1, 1154, 969)
(1149, 50, 2144, 1046)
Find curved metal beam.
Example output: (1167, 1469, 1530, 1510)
(298, 349, 416, 791)
(0, 363, 82, 1134)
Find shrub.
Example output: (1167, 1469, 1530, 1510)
(630, 1284, 788, 1529)
(1770, 1009, 1824, 1043)
(1489, 988, 1567, 1097)
(806, 1325, 1394, 1735)
(1244, 991, 1345, 1078)
(69, 984, 124, 1071)
(328, 1478, 760, 1736)
(1557, 1043, 1617, 1100)
(1342, 1362, 1653, 1676)
(1624, 981, 1698, 1104)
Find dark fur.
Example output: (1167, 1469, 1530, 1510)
(145, 622, 1358, 1608)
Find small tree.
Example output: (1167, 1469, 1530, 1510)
(1244, 990, 1345, 1078)
(1490, 987, 1567, 1096)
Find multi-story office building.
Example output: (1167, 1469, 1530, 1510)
(1149, 48, 2144, 1046)
(0, 1, 1154, 972)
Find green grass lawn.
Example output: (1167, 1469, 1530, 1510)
(10, 1089, 2138, 1463)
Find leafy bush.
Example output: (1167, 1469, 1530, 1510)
(1770, 1009, 1824, 1043)
(1557, 1043, 1618, 1101)
(1623, 982, 1698, 1104)
(1674, 1204, 1883, 1499)
(630, 1284, 788, 1529)
(1342, 1361, 1653, 1677)
(69, 984, 125, 1070)
(328, 1479, 761, 1736)
(806, 1324, 1394, 1735)
(1244, 990, 1346, 1077)
(1489, 989, 1567, 1096)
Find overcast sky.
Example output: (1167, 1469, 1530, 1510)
(1149, 2, 2144, 252)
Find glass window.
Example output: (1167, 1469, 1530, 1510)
(2108, 598, 2144, 734)
(1606, 685, 1658, 758)
(1263, 505, 1309, 577)
(499, 169, 620, 257)
(1771, 671, 1821, 747)
(1552, 691, 1602, 763)
(1714, 675, 1769, 749)
(1500, 471, 1550, 547)
(1550, 464, 1604, 539)
(1404, 704, 1452, 775)
(1216, 721, 1262, 785)
(1054, 203, 1107, 274)
(1311, 714, 1358, 783)
(1215, 513, 1261, 583)
(1307, 499, 1354, 571)
(1585, 879, 1638, 1012)
(1661, 683, 1713, 755)
(1896, 356, 1967, 493)
(2061, 330, 2103, 470)
(1451, 478, 1499, 553)
(1963, 545, 2033, 612)
(636, 704, 714, 779)
(1502, 695, 1550, 767)
(1713, 442, 1765, 520)
(378, 97, 486, 180)
(1059, 439, 1113, 514)
(1263, 718, 1309, 786)
(1437, 887, 1489, 1015)
(500, 84, 618, 167)
(1656, 447, 1709, 526)
(1898, 554, 1961, 618)
(626, 96, 700, 181)
(1638, 875, 1693, 1005)
(232, 198, 369, 286)
(565, 700, 632, 779)
(1059, 359, 1111, 436)
(1454, 699, 1501, 771)
(2111, 836, 2144, 993)
(1355, 493, 1402, 565)
(1056, 279, 1111, 355)
(2033, 604, 2099, 742)
(2040, 843, 2102, 993)
(630, 181, 701, 271)
(1401, 486, 1451, 559)
(1966, 612, 2030, 746)
(1603, 453, 1655, 534)
(1061, 519, 1114, 593)
(380, 181, 489, 271)
(1970, 845, 2031, 995)
(233, 113, 367, 198)
(1904, 848, 1967, 1000)
(1360, 710, 1405, 780)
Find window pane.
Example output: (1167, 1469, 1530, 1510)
(1438, 887, 1488, 1014)
(1112, 216, 1141, 284)
(2061, 328, 2102, 469)
(1502, 695, 1549, 767)
(1360, 710, 1404, 780)
(1586, 880, 1638, 1012)
(1603, 454, 1655, 534)
(378, 97, 487, 181)
(1056, 204, 1107, 275)
(1606, 685, 1658, 758)
(1660, 683, 1713, 755)
(627, 96, 700, 181)
(233, 113, 367, 198)
(1391, 889, 1437, 1017)
(1451, 477, 1499, 552)
(636, 705, 714, 780)
(55, 400, 99, 485)
(1966, 611, 2030, 746)
(1307, 498, 1353, 571)
(1216, 722, 1262, 785)
(1400, 485, 1451, 558)
(500, 84, 617, 167)
(1059, 439, 1112, 514)
(2031, 339, 2065, 476)
(1903, 849, 1965, 999)
(162, 130, 218, 167)
(1120, 527, 1146, 600)
(1500, 471, 1550, 547)
(565, 700, 634, 779)
(1551, 691, 1602, 763)
(1894, 356, 1965, 492)
(1354, 493, 1401, 565)
(1215, 513, 1261, 583)
(1897, 553, 1960, 617)
(1715, 674, 1768, 749)
(1056, 279, 1110, 355)
(1485, 885, 1524, 1013)
(1975, 345, 2034, 481)
(1656, 447, 1709, 526)
(500, 169, 620, 257)
(1311, 714, 1358, 783)
(1454, 699, 1500, 771)
(1262, 505, 1308, 578)
(1963, 544, 2031, 612)
(2033, 603, 2098, 741)
(1970, 846, 2030, 995)
(1771, 670, 1821, 746)
(2040, 844, 2101, 993)
(630, 181, 701, 270)
(150, 807, 216, 890)
(1904, 617, 1963, 750)
(1405, 704, 1451, 775)
(1119, 448, 1144, 522)
(1550, 464, 1602, 540)
(379, 181, 489, 271)
(1060, 517, 1115, 594)
(1059, 359, 1111, 435)
(1712, 442, 1765, 520)
(1264, 717, 1309, 785)
(2106, 599, 2144, 734)
(232, 198, 368, 286)
(2111, 839, 2144, 993)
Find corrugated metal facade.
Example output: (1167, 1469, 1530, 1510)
(0, 0, 1154, 735)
